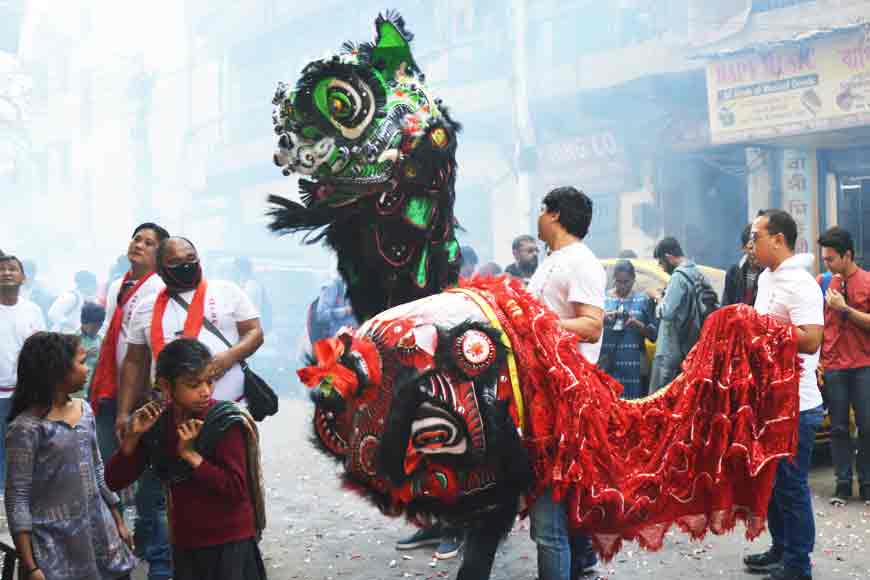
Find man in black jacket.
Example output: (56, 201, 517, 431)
(723, 224, 761, 306)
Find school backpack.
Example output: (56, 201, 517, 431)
(674, 268, 720, 351)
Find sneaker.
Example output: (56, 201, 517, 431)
(762, 566, 811, 580)
(744, 548, 783, 573)
(434, 536, 463, 560)
(574, 550, 597, 577)
(830, 481, 852, 506)
(396, 527, 444, 550)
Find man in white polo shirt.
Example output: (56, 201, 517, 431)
(0, 254, 45, 486)
(117, 237, 264, 431)
(743, 209, 825, 580)
(525, 186, 606, 580)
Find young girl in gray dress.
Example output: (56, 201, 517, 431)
(5, 332, 137, 580)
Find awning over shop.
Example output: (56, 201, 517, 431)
(694, 0, 870, 58)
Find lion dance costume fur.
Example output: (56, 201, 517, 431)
(271, 13, 801, 560)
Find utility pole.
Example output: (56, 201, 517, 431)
(509, 0, 536, 254)
(129, 57, 154, 223)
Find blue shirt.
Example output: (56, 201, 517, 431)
(601, 292, 657, 399)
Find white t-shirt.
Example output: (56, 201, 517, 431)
(527, 241, 606, 363)
(48, 290, 88, 332)
(127, 280, 260, 402)
(0, 299, 46, 396)
(242, 279, 266, 316)
(754, 254, 824, 411)
(101, 274, 165, 385)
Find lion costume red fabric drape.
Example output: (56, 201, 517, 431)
(468, 277, 800, 558)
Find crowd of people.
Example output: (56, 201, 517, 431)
(0, 224, 268, 580)
(1, 188, 868, 580)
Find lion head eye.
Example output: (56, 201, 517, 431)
(329, 92, 353, 120)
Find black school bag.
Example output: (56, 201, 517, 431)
(674, 268, 720, 350)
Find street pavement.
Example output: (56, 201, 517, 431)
(258, 400, 870, 580)
(3, 398, 864, 580)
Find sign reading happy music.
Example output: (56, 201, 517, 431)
(706, 29, 870, 144)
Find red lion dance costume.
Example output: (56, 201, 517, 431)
(298, 277, 800, 559)
(268, 12, 801, 561)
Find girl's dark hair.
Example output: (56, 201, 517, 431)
(9, 332, 81, 422)
(155, 338, 213, 385)
(613, 259, 636, 279)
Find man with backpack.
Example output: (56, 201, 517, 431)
(649, 236, 719, 393)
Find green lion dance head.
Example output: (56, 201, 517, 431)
(269, 11, 462, 322)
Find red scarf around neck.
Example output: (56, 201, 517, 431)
(150, 280, 208, 361)
(90, 272, 156, 408)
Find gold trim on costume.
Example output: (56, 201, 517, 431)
(448, 288, 525, 433)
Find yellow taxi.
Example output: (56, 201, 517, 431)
(600, 258, 726, 299)
(600, 258, 725, 362)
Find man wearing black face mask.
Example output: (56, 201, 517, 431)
(117, 237, 265, 437)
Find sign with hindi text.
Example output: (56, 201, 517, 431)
(780, 149, 817, 257)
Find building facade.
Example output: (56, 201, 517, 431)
(700, 0, 870, 268)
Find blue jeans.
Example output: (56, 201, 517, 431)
(136, 467, 172, 580)
(825, 367, 870, 488)
(0, 397, 11, 489)
(767, 405, 824, 576)
(530, 488, 596, 580)
(95, 398, 120, 465)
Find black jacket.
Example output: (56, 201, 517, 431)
(723, 258, 759, 307)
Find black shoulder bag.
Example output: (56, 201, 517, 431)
(170, 294, 279, 422)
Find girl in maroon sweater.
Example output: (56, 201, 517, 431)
(106, 338, 266, 580)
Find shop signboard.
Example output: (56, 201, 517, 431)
(706, 29, 870, 144)
(536, 131, 631, 193)
(535, 131, 631, 257)
(780, 148, 817, 256)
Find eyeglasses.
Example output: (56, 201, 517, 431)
(749, 231, 773, 243)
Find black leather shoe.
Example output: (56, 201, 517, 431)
(830, 481, 852, 506)
(744, 548, 783, 573)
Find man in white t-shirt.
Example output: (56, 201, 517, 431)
(0, 254, 46, 485)
(118, 237, 264, 436)
(526, 186, 605, 580)
(47, 270, 98, 332)
(743, 210, 824, 580)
